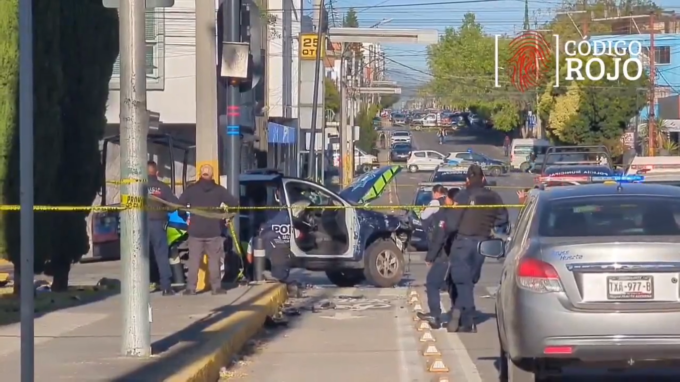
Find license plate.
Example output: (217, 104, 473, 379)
(392, 234, 403, 251)
(607, 275, 654, 300)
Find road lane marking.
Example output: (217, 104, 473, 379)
(439, 301, 483, 382)
(397, 295, 426, 382)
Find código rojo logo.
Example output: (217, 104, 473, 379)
(493, 31, 644, 92)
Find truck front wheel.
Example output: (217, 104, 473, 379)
(363, 240, 405, 287)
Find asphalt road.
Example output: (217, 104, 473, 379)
(228, 126, 536, 382)
(72, 126, 677, 381)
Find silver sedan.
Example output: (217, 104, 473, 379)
(479, 183, 680, 381)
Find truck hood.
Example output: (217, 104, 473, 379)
(338, 165, 402, 204)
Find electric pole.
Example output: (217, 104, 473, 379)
(348, 50, 356, 175)
(196, 0, 219, 181)
(119, 0, 151, 357)
(582, 0, 589, 36)
(223, 0, 242, 236)
(19, 0, 35, 378)
(308, 0, 324, 179)
(339, 45, 349, 185)
(523, 0, 530, 31)
(649, 12, 656, 156)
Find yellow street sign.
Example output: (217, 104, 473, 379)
(300, 34, 325, 60)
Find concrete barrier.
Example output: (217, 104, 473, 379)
(167, 283, 288, 382)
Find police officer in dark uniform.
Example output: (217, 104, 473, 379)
(417, 187, 461, 330)
(432, 164, 508, 332)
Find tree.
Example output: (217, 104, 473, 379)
(535, 0, 653, 145)
(355, 104, 379, 153)
(47, 0, 119, 290)
(1, 0, 65, 287)
(324, 77, 341, 114)
(427, 13, 525, 132)
(0, 1, 119, 291)
(342, 8, 362, 60)
(379, 94, 400, 110)
(539, 54, 648, 145)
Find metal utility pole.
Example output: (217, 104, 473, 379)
(349, 51, 356, 172)
(308, 0, 324, 179)
(582, 0, 589, 36)
(339, 45, 349, 185)
(648, 12, 656, 156)
(223, 0, 242, 237)
(119, 0, 150, 357)
(195, 0, 219, 178)
(19, 0, 34, 379)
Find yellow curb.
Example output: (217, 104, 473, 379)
(166, 283, 287, 382)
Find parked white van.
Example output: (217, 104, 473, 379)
(510, 138, 550, 170)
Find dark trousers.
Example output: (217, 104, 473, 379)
(472, 253, 486, 284)
(267, 243, 291, 282)
(149, 220, 172, 290)
(187, 236, 224, 291)
(504, 146, 509, 157)
(425, 261, 451, 317)
(449, 238, 479, 326)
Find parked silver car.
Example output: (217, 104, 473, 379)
(481, 182, 680, 381)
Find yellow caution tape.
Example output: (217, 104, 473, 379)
(0, 203, 525, 212)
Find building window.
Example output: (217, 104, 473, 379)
(110, 9, 165, 90)
(642, 46, 671, 65)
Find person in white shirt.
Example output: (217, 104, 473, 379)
(420, 184, 447, 220)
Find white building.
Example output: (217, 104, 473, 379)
(106, 3, 196, 128)
(266, 0, 303, 126)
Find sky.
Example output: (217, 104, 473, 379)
(312, 0, 680, 99)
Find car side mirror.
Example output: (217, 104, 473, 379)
(478, 239, 505, 259)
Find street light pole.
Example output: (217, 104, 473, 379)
(224, 0, 242, 239)
(119, 0, 151, 357)
(308, 0, 324, 180)
(19, 0, 35, 379)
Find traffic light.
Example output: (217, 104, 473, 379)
(102, 0, 174, 8)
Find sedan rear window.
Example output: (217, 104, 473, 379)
(539, 196, 680, 237)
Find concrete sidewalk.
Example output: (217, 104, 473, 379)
(0, 283, 286, 382)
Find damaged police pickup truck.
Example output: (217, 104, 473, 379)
(242, 166, 413, 288)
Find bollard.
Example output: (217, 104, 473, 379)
(253, 236, 266, 282)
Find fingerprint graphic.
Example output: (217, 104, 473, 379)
(507, 31, 552, 92)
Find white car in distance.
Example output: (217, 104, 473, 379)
(390, 131, 412, 145)
(407, 150, 445, 173)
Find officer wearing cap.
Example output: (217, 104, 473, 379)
(427, 164, 508, 332)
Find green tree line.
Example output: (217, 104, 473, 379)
(425, 0, 657, 149)
(0, 0, 119, 290)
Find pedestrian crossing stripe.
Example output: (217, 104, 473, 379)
(422, 344, 441, 356)
(427, 359, 449, 372)
(419, 331, 435, 342)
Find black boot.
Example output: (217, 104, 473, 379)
(416, 312, 441, 329)
(446, 310, 460, 333)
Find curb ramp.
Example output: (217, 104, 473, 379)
(167, 284, 287, 382)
